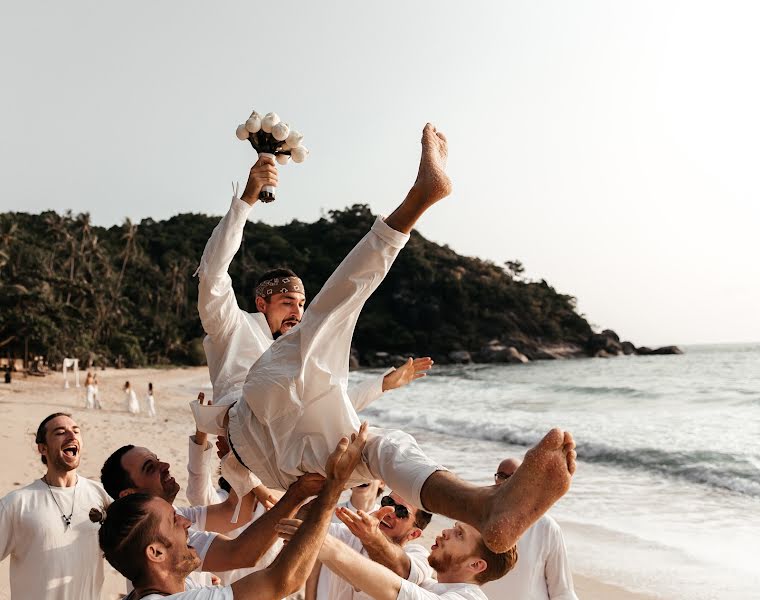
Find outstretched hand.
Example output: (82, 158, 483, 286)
(325, 422, 368, 485)
(382, 357, 433, 392)
(335, 505, 393, 545)
(240, 154, 278, 205)
(193, 392, 209, 448)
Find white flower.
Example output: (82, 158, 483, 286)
(276, 154, 290, 165)
(290, 146, 309, 163)
(261, 112, 280, 133)
(236, 124, 250, 140)
(285, 130, 304, 148)
(272, 121, 290, 141)
(245, 115, 261, 133)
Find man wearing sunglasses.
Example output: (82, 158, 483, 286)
(307, 492, 434, 600)
(485, 457, 578, 600)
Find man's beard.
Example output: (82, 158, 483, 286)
(428, 551, 454, 574)
(49, 452, 79, 472)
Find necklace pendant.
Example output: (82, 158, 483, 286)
(63, 515, 71, 529)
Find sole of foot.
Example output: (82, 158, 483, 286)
(481, 427, 576, 553)
(412, 123, 452, 207)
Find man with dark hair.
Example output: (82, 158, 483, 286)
(308, 491, 435, 600)
(93, 423, 368, 599)
(0, 413, 109, 599)
(486, 457, 578, 600)
(278, 518, 517, 600)
(100, 442, 322, 590)
(195, 153, 433, 424)
(194, 124, 577, 554)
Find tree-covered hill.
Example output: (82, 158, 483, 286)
(0, 205, 597, 367)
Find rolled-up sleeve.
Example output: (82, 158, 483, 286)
(186, 436, 222, 507)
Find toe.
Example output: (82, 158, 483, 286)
(541, 428, 565, 449)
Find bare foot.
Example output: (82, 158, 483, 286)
(412, 123, 452, 206)
(481, 428, 576, 553)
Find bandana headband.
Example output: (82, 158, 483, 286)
(255, 276, 305, 299)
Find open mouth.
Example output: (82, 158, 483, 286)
(62, 444, 79, 458)
(379, 518, 393, 530)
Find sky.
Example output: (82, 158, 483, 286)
(2, 1, 759, 346)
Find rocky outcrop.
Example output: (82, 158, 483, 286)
(448, 350, 473, 364)
(586, 330, 623, 357)
(479, 341, 529, 364)
(621, 341, 636, 355)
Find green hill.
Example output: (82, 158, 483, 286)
(0, 205, 594, 367)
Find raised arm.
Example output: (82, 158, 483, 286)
(228, 423, 369, 600)
(197, 156, 277, 340)
(349, 358, 433, 413)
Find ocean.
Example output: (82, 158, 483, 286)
(353, 343, 760, 600)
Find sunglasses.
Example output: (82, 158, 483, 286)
(380, 495, 410, 520)
(494, 472, 512, 482)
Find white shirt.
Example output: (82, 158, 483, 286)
(0, 477, 110, 600)
(398, 578, 488, 600)
(482, 515, 578, 600)
(318, 523, 434, 600)
(196, 196, 386, 410)
(140, 587, 233, 600)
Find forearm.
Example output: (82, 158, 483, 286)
(204, 490, 256, 534)
(304, 559, 322, 600)
(320, 537, 403, 600)
(186, 435, 221, 507)
(233, 482, 342, 599)
(363, 535, 413, 579)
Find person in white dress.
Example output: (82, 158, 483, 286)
(84, 371, 96, 409)
(146, 382, 157, 417)
(125, 380, 140, 414)
(0, 413, 110, 600)
(92, 373, 102, 409)
(193, 123, 577, 555)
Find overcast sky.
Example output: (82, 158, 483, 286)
(2, 1, 758, 346)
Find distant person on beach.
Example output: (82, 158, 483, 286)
(277, 513, 517, 600)
(485, 457, 578, 600)
(124, 380, 140, 414)
(92, 373, 102, 409)
(0, 413, 110, 600)
(307, 491, 434, 600)
(91, 427, 366, 599)
(85, 371, 96, 409)
(192, 123, 577, 554)
(146, 382, 157, 417)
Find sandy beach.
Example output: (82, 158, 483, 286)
(0, 367, 658, 600)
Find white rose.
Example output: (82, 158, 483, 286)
(276, 154, 290, 165)
(286, 130, 304, 148)
(261, 112, 280, 133)
(245, 115, 261, 133)
(236, 124, 250, 140)
(290, 146, 309, 163)
(272, 122, 290, 141)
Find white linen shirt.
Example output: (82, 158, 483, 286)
(398, 578, 488, 600)
(0, 477, 110, 600)
(482, 515, 578, 600)
(196, 196, 387, 411)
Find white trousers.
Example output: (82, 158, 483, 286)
(228, 217, 444, 508)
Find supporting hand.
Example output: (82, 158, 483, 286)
(325, 422, 368, 486)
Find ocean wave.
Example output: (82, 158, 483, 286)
(546, 384, 655, 398)
(361, 407, 760, 497)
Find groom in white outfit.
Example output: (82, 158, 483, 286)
(195, 123, 578, 554)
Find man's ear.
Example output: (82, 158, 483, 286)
(145, 542, 167, 565)
(119, 488, 137, 499)
(255, 296, 268, 313)
(468, 558, 487, 576)
(407, 527, 422, 541)
(37, 443, 48, 460)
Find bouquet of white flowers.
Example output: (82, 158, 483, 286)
(236, 110, 309, 202)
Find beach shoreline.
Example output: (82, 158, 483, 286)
(1, 367, 660, 600)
